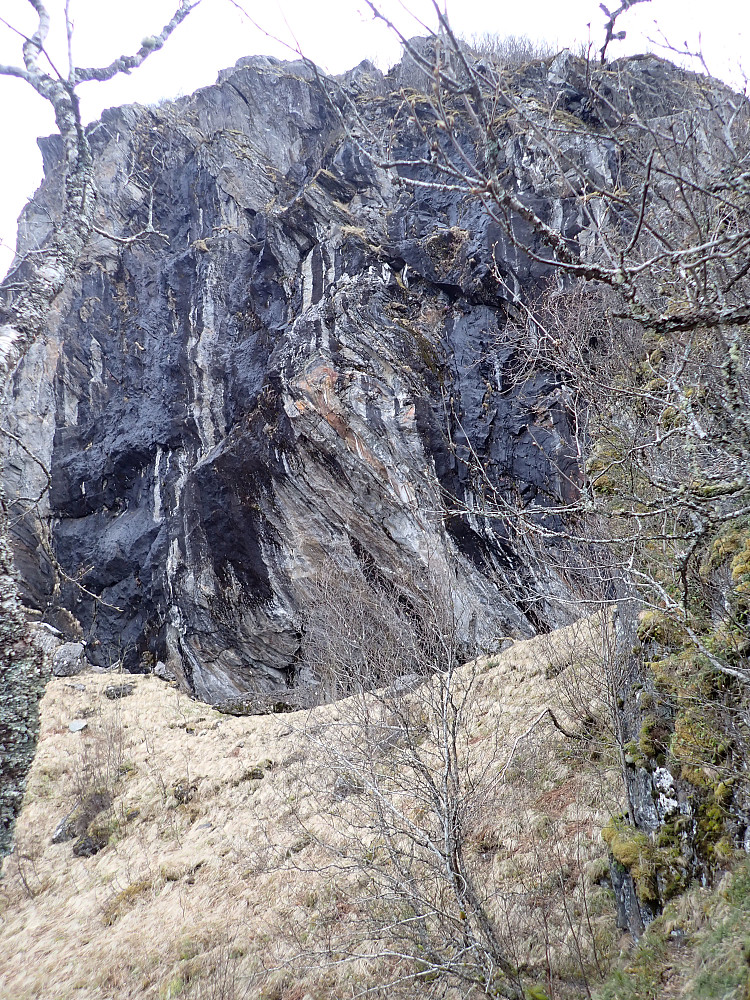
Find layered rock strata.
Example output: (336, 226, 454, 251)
(2, 53, 600, 700)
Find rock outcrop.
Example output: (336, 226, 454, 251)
(2, 52, 606, 701)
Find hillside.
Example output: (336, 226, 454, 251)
(3, 619, 623, 999)
(5, 617, 750, 999)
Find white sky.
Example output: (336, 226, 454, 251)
(1, 0, 748, 276)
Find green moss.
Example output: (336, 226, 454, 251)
(706, 624, 750, 662)
(647, 656, 682, 696)
(713, 837, 736, 864)
(671, 709, 731, 770)
(655, 819, 686, 850)
(668, 752, 734, 861)
(638, 715, 670, 761)
(604, 817, 689, 906)
(695, 799, 727, 857)
(636, 610, 688, 647)
(159, 975, 185, 999)
(524, 986, 550, 1000)
(731, 536, 750, 595)
(585, 438, 626, 496)
(658, 404, 685, 431)
(703, 523, 750, 574)
(603, 819, 660, 905)
(624, 738, 647, 768)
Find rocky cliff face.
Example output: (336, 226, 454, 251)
(2, 52, 603, 701)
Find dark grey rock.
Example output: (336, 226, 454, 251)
(214, 694, 300, 716)
(172, 780, 197, 805)
(52, 790, 110, 844)
(2, 54, 591, 704)
(609, 859, 655, 939)
(1, 52, 695, 707)
(72, 831, 108, 858)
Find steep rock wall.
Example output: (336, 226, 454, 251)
(2, 54, 597, 701)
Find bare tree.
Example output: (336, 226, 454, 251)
(0, 0, 199, 857)
(296, 563, 522, 997)
(290, 563, 616, 998)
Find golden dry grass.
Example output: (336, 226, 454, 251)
(0, 616, 623, 1000)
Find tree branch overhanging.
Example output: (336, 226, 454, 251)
(74, 0, 200, 84)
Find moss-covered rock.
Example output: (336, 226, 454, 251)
(636, 610, 688, 647)
(603, 816, 690, 908)
(0, 531, 50, 858)
(603, 819, 660, 906)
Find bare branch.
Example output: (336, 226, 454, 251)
(74, 0, 200, 85)
(599, 0, 652, 64)
(0, 63, 31, 81)
(91, 190, 169, 244)
(64, 0, 74, 85)
(0, 15, 32, 43)
(500, 709, 583, 783)
(22, 0, 50, 75)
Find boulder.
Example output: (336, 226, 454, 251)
(52, 642, 85, 677)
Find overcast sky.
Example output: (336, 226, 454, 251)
(1, 0, 748, 276)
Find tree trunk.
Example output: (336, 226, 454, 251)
(0, 514, 48, 857)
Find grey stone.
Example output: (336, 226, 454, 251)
(68, 719, 88, 732)
(384, 672, 423, 698)
(153, 660, 175, 681)
(104, 683, 134, 700)
(610, 858, 654, 938)
(51, 812, 77, 844)
(72, 832, 107, 858)
(52, 642, 85, 677)
(172, 780, 197, 805)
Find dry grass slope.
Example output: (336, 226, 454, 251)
(0, 618, 624, 1000)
